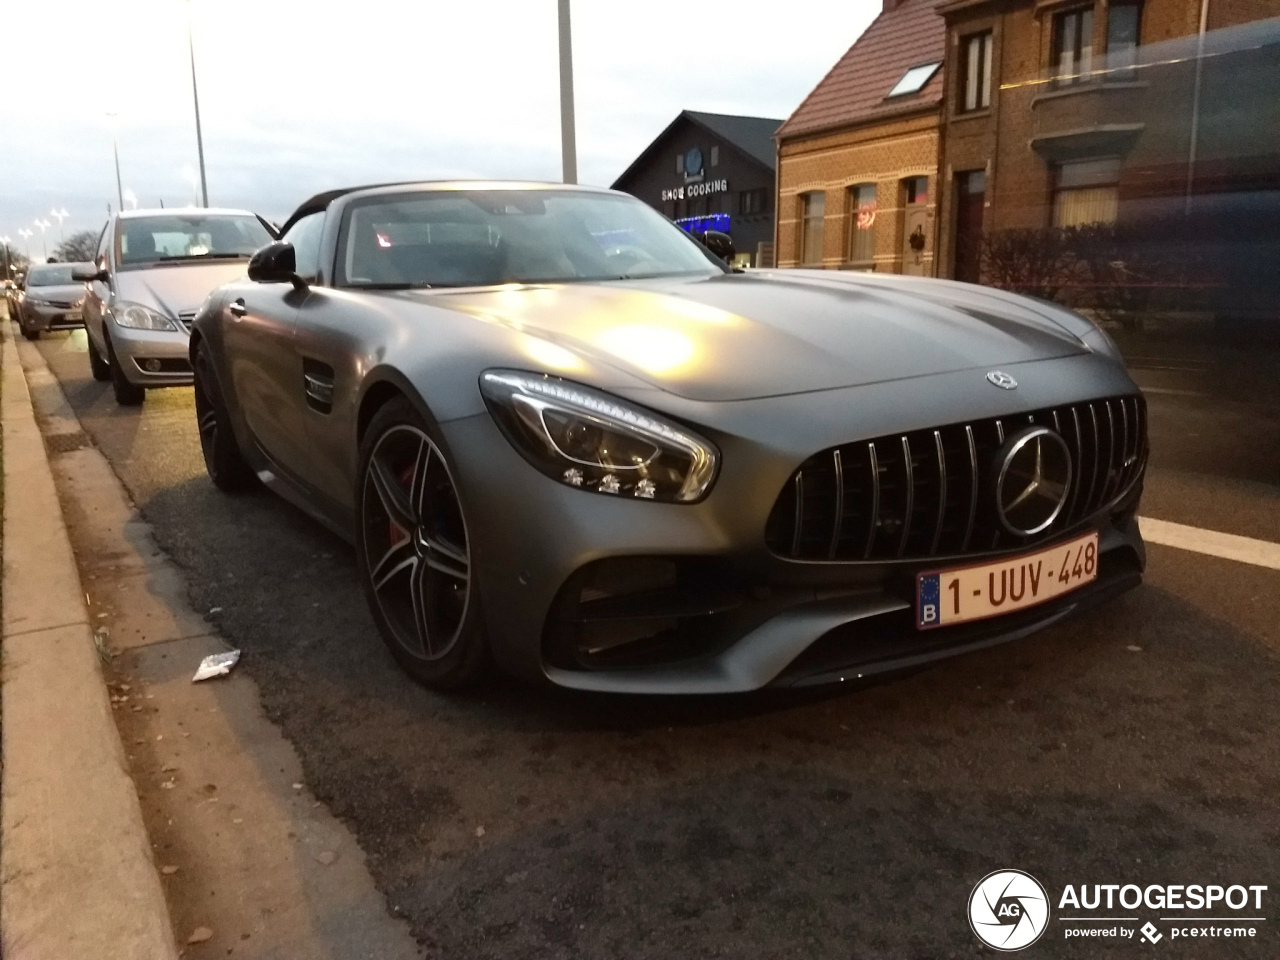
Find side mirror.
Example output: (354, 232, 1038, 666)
(248, 242, 306, 289)
(71, 263, 106, 282)
(701, 230, 735, 264)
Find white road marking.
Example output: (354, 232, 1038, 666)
(1139, 516, 1280, 571)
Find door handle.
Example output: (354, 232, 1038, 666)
(228, 298, 246, 318)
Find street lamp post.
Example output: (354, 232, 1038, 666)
(34, 219, 51, 260)
(187, 0, 209, 207)
(17, 228, 32, 258)
(557, 0, 578, 185)
(107, 112, 124, 212)
(1, 237, 11, 285)
(51, 207, 69, 246)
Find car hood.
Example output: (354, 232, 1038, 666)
(429, 270, 1094, 402)
(24, 283, 85, 303)
(116, 261, 250, 318)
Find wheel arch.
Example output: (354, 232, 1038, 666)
(356, 367, 439, 447)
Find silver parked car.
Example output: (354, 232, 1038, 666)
(15, 262, 92, 340)
(74, 208, 275, 404)
(193, 181, 1147, 693)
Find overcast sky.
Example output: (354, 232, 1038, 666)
(0, 0, 876, 257)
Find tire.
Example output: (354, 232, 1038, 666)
(87, 330, 110, 381)
(193, 339, 258, 492)
(106, 332, 145, 406)
(21, 322, 39, 341)
(355, 397, 489, 690)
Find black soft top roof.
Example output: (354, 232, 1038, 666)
(278, 181, 425, 236)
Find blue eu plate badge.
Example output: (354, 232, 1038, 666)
(917, 573, 942, 628)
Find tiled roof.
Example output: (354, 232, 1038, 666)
(683, 111, 782, 169)
(777, 0, 947, 140)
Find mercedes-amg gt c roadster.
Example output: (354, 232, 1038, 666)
(192, 181, 1147, 693)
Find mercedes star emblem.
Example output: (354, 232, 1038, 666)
(986, 370, 1018, 390)
(995, 427, 1073, 536)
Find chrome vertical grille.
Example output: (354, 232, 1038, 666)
(765, 394, 1147, 562)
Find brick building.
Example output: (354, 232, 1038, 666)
(777, 0, 1279, 299)
(775, 0, 947, 274)
(935, 0, 1280, 284)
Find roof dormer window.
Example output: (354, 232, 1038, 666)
(887, 61, 941, 98)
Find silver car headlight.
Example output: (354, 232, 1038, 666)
(113, 301, 180, 332)
(480, 370, 718, 503)
(25, 295, 49, 305)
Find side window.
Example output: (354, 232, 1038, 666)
(283, 212, 325, 282)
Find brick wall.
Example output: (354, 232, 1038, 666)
(935, 0, 1274, 279)
(776, 111, 941, 272)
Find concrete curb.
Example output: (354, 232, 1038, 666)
(1, 322, 178, 960)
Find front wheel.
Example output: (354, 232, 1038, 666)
(21, 323, 39, 341)
(355, 398, 489, 690)
(106, 333, 145, 406)
(87, 330, 110, 381)
(193, 340, 258, 492)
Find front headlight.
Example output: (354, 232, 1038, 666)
(25, 294, 48, 305)
(113, 301, 179, 331)
(480, 370, 719, 503)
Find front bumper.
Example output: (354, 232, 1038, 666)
(109, 323, 193, 387)
(440, 376, 1146, 694)
(21, 301, 83, 333)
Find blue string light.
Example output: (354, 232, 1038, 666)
(674, 213, 731, 235)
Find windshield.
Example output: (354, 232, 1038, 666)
(26, 265, 77, 286)
(336, 189, 723, 288)
(118, 214, 272, 266)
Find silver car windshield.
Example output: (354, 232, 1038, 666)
(118, 214, 273, 267)
(336, 190, 723, 289)
(26, 265, 77, 285)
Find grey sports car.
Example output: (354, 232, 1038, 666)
(192, 181, 1147, 693)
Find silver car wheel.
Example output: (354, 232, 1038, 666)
(361, 425, 470, 661)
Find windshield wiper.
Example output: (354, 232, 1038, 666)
(153, 253, 252, 263)
(349, 282, 435, 290)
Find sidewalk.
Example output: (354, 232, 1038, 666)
(6, 323, 422, 959)
(1, 318, 179, 958)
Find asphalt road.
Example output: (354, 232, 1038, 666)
(32, 329, 1280, 959)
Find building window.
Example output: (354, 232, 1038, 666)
(1106, 0, 1142, 75)
(887, 62, 941, 98)
(904, 176, 929, 205)
(676, 154, 683, 175)
(847, 184, 877, 268)
(1052, 157, 1119, 227)
(710, 146, 719, 167)
(801, 192, 825, 265)
(739, 188, 767, 215)
(1052, 7, 1094, 85)
(959, 31, 993, 112)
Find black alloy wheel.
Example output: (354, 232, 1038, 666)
(356, 398, 488, 689)
(193, 341, 258, 492)
(105, 332, 145, 406)
(87, 329, 110, 381)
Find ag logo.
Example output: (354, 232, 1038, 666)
(968, 870, 1050, 951)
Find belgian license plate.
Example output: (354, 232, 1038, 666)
(67, 310, 82, 321)
(916, 531, 1099, 630)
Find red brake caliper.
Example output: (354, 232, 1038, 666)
(388, 463, 415, 547)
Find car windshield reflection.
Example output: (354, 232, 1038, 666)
(337, 190, 723, 289)
(119, 214, 274, 267)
